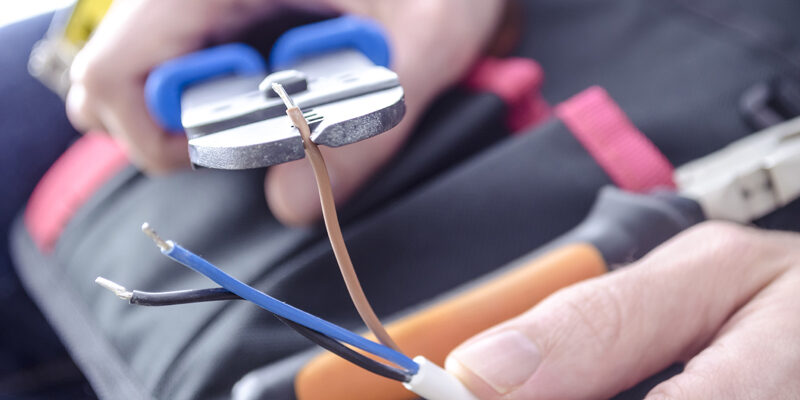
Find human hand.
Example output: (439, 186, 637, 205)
(66, 0, 505, 225)
(445, 222, 800, 399)
(66, 0, 283, 172)
(265, 0, 505, 225)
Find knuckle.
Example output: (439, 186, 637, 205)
(65, 85, 103, 132)
(72, 54, 113, 95)
(677, 221, 800, 276)
(80, 67, 110, 94)
(677, 221, 758, 262)
(684, 221, 752, 247)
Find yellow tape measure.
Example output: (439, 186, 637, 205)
(63, 0, 113, 46)
(28, 0, 113, 97)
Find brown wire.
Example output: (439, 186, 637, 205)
(279, 91, 401, 352)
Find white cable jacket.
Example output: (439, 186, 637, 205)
(403, 356, 479, 400)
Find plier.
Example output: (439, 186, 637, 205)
(144, 16, 405, 170)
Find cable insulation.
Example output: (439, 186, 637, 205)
(285, 100, 401, 352)
(130, 287, 239, 306)
(162, 242, 418, 373)
(122, 286, 411, 381)
(275, 316, 411, 382)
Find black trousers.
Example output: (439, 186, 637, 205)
(0, 13, 90, 399)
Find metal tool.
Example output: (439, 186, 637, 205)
(676, 115, 800, 222)
(145, 16, 406, 170)
(28, 0, 113, 98)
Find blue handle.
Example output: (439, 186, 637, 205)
(145, 43, 266, 132)
(270, 15, 390, 69)
(145, 16, 391, 133)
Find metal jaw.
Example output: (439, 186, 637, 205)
(179, 50, 405, 170)
(676, 116, 800, 222)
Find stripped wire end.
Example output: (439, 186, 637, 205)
(141, 222, 172, 252)
(95, 276, 133, 301)
(271, 83, 297, 110)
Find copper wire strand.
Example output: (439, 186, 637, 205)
(273, 83, 401, 352)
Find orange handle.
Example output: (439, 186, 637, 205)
(295, 243, 607, 400)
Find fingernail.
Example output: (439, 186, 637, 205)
(447, 330, 541, 394)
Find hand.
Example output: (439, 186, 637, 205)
(266, 0, 504, 225)
(67, 0, 505, 225)
(445, 222, 800, 399)
(67, 0, 282, 172)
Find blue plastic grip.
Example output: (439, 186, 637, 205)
(144, 43, 266, 132)
(270, 15, 391, 69)
(145, 16, 391, 132)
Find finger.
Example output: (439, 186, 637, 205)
(96, 82, 190, 173)
(65, 82, 106, 133)
(67, 0, 278, 172)
(66, 0, 207, 172)
(265, 117, 412, 226)
(265, 158, 320, 226)
(265, 0, 504, 225)
(646, 267, 800, 400)
(69, 57, 189, 172)
(445, 222, 797, 400)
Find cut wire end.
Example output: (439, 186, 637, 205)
(271, 82, 296, 109)
(95, 276, 133, 300)
(141, 222, 172, 251)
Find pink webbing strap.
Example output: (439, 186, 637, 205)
(556, 86, 675, 192)
(465, 57, 551, 133)
(25, 133, 129, 253)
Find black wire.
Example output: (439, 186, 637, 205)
(130, 288, 239, 305)
(127, 287, 412, 382)
(273, 315, 411, 382)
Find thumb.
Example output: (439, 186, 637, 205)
(444, 222, 792, 400)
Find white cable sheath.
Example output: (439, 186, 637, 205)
(403, 356, 479, 400)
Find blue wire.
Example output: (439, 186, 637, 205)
(162, 241, 419, 373)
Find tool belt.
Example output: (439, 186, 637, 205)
(11, 0, 800, 399)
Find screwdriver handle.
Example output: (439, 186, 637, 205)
(296, 243, 608, 400)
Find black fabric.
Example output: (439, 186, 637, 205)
(9, 0, 800, 399)
(0, 13, 91, 399)
(13, 117, 607, 399)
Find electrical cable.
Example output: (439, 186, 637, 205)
(93, 82, 416, 380)
(275, 316, 411, 382)
(93, 278, 412, 382)
(131, 287, 238, 306)
(138, 223, 419, 374)
(272, 82, 402, 352)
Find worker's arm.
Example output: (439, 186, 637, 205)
(66, 0, 504, 225)
(447, 221, 800, 399)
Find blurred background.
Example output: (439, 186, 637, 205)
(0, 2, 72, 27)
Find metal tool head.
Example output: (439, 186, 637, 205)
(676, 116, 800, 222)
(179, 50, 405, 170)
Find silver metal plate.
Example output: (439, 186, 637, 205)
(179, 50, 405, 169)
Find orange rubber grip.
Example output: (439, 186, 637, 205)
(295, 243, 607, 400)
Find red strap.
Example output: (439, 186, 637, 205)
(25, 133, 129, 253)
(556, 86, 676, 192)
(465, 57, 551, 133)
